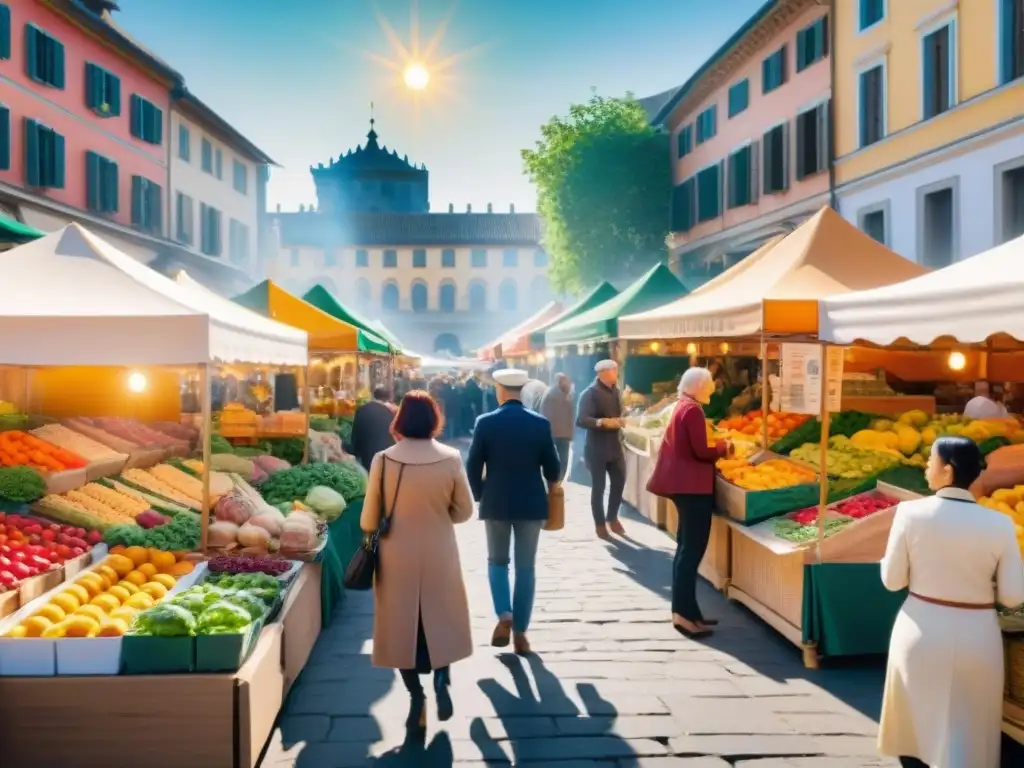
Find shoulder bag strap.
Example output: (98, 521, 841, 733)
(377, 458, 406, 535)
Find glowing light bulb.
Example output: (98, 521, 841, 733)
(947, 351, 966, 371)
(127, 372, 147, 393)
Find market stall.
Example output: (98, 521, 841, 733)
(0, 225, 370, 765)
(617, 207, 930, 661)
(478, 301, 564, 366)
(818, 232, 1024, 741)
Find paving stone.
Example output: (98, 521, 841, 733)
(619, 760, 732, 768)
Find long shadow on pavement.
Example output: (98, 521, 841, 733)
(471, 654, 640, 765)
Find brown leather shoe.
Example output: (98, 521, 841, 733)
(595, 525, 611, 540)
(491, 617, 512, 647)
(513, 633, 531, 655)
(608, 520, 626, 536)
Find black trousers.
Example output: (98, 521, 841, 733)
(899, 758, 928, 768)
(399, 614, 448, 695)
(669, 493, 714, 621)
(587, 454, 625, 526)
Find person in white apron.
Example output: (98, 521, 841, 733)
(878, 436, 1024, 767)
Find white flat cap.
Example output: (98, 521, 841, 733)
(594, 359, 618, 372)
(493, 368, 529, 388)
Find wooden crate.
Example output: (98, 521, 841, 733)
(697, 514, 731, 590)
(729, 524, 805, 630)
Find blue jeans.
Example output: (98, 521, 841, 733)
(484, 519, 543, 633)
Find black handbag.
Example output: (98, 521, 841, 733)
(342, 458, 405, 590)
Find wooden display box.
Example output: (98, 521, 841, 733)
(715, 451, 819, 525)
(280, 563, 322, 693)
(0, 624, 284, 768)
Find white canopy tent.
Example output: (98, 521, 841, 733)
(0, 224, 307, 366)
(818, 234, 1024, 346)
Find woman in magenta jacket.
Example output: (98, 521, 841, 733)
(647, 367, 730, 638)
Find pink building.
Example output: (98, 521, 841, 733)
(652, 0, 831, 285)
(0, 0, 255, 290)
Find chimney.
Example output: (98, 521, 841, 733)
(466, 204, 472, 213)
(510, 203, 515, 213)
(448, 203, 454, 213)
(487, 203, 493, 213)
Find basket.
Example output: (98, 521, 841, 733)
(1007, 632, 1024, 705)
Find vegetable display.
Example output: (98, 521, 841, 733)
(119, 468, 201, 510)
(31, 424, 127, 462)
(0, 513, 99, 591)
(0, 431, 87, 473)
(772, 516, 851, 543)
(134, 575, 282, 637)
(208, 554, 291, 576)
(790, 437, 902, 479)
(259, 461, 366, 505)
(304, 485, 346, 523)
(0, 466, 47, 502)
(103, 512, 201, 551)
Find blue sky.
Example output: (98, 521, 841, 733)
(116, 0, 766, 213)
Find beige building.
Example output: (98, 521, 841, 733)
(268, 121, 551, 355)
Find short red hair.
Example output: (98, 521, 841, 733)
(391, 390, 444, 439)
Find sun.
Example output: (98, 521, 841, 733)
(403, 63, 430, 91)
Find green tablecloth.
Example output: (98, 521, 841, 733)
(801, 562, 907, 657)
(319, 497, 364, 625)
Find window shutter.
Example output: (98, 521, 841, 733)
(761, 131, 772, 194)
(107, 160, 119, 212)
(24, 119, 38, 186)
(24, 27, 37, 80)
(86, 151, 100, 210)
(85, 63, 96, 109)
(795, 116, 806, 181)
(749, 140, 760, 204)
(1000, 0, 1014, 84)
(781, 121, 790, 192)
(108, 73, 121, 116)
(52, 39, 65, 89)
(817, 101, 830, 173)
(131, 176, 143, 226)
(0, 106, 9, 171)
(923, 36, 935, 118)
(150, 183, 162, 233)
(51, 130, 64, 188)
(130, 95, 142, 137)
(153, 106, 163, 145)
(820, 16, 830, 59)
(0, 4, 10, 60)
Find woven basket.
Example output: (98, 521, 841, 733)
(1007, 633, 1024, 705)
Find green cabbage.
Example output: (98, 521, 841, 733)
(195, 601, 252, 634)
(222, 591, 267, 620)
(132, 604, 197, 637)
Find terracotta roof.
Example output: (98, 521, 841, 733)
(277, 211, 543, 247)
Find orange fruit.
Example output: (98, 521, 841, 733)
(90, 594, 120, 613)
(97, 565, 119, 586)
(97, 618, 128, 637)
(64, 615, 101, 638)
(35, 604, 66, 624)
(168, 561, 195, 577)
(109, 544, 125, 555)
(41, 620, 69, 638)
(123, 546, 148, 567)
(76, 573, 103, 598)
(64, 584, 90, 605)
(75, 605, 107, 623)
(137, 563, 158, 579)
(124, 570, 148, 587)
(6, 625, 28, 638)
(106, 585, 132, 603)
(109, 606, 137, 624)
(149, 550, 176, 572)
(124, 593, 155, 611)
(105, 554, 134, 578)
(139, 582, 168, 600)
(19, 616, 53, 637)
(150, 574, 176, 590)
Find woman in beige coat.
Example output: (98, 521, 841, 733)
(360, 390, 475, 731)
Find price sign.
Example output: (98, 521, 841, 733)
(780, 344, 843, 415)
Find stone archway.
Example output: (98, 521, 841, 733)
(433, 333, 462, 356)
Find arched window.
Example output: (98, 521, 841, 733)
(468, 281, 487, 312)
(411, 281, 428, 312)
(355, 278, 371, 309)
(530, 275, 550, 309)
(381, 281, 400, 312)
(499, 279, 517, 312)
(438, 280, 456, 313)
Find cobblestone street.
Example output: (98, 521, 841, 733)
(261, 481, 905, 767)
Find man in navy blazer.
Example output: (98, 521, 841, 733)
(466, 368, 561, 655)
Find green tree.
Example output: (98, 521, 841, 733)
(522, 93, 671, 292)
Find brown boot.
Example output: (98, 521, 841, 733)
(491, 616, 512, 647)
(608, 520, 626, 536)
(513, 633, 531, 655)
(595, 525, 611, 540)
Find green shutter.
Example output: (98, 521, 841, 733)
(149, 183, 162, 233)
(130, 95, 142, 138)
(152, 105, 163, 145)
(25, 26, 37, 80)
(52, 130, 65, 189)
(106, 159, 119, 212)
(86, 151, 100, 210)
(0, 105, 9, 171)
(85, 63, 96, 109)
(52, 38, 64, 89)
(24, 118, 39, 186)
(108, 73, 121, 116)
(0, 4, 10, 60)
(131, 176, 142, 226)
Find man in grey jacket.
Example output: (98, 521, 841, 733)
(540, 373, 575, 481)
(575, 360, 626, 539)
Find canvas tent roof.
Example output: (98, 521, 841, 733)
(546, 264, 687, 346)
(618, 207, 928, 340)
(233, 280, 386, 354)
(478, 301, 563, 361)
(0, 224, 308, 366)
(503, 282, 620, 356)
(301, 285, 396, 354)
(818, 234, 1024, 346)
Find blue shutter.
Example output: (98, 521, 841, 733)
(86, 151, 99, 210)
(131, 176, 142, 226)
(0, 4, 10, 60)
(108, 73, 121, 116)
(106, 159, 118, 212)
(0, 105, 9, 171)
(24, 119, 39, 186)
(24, 26, 37, 80)
(152, 105, 163, 145)
(149, 183, 162, 233)
(130, 95, 142, 138)
(923, 36, 935, 118)
(1000, 0, 1014, 84)
(710, 107, 717, 138)
(858, 71, 868, 146)
(85, 63, 99, 109)
(52, 38, 64, 89)
(52, 130, 65, 188)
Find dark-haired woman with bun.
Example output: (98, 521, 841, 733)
(877, 436, 1024, 768)
(361, 390, 475, 732)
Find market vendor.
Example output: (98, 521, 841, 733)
(963, 381, 1008, 420)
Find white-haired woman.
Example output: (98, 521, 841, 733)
(646, 367, 731, 638)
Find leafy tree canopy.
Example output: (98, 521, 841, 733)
(522, 93, 671, 293)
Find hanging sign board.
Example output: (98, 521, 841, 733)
(780, 344, 843, 415)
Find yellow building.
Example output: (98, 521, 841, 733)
(833, 0, 1024, 266)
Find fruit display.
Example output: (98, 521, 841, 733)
(208, 554, 292, 576)
(0, 466, 47, 503)
(35, 482, 151, 530)
(103, 512, 201, 551)
(0, 513, 98, 591)
(3, 547, 194, 638)
(715, 410, 812, 444)
(790, 436, 903, 479)
(715, 458, 817, 490)
(772, 514, 852, 543)
(77, 417, 189, 451)
(30, 424, 127, 463)
(0, 430, 87, 473)
(977, 486, 1024, 556)
(831, 492, 899, 520)
(0, 400, 28, 429)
